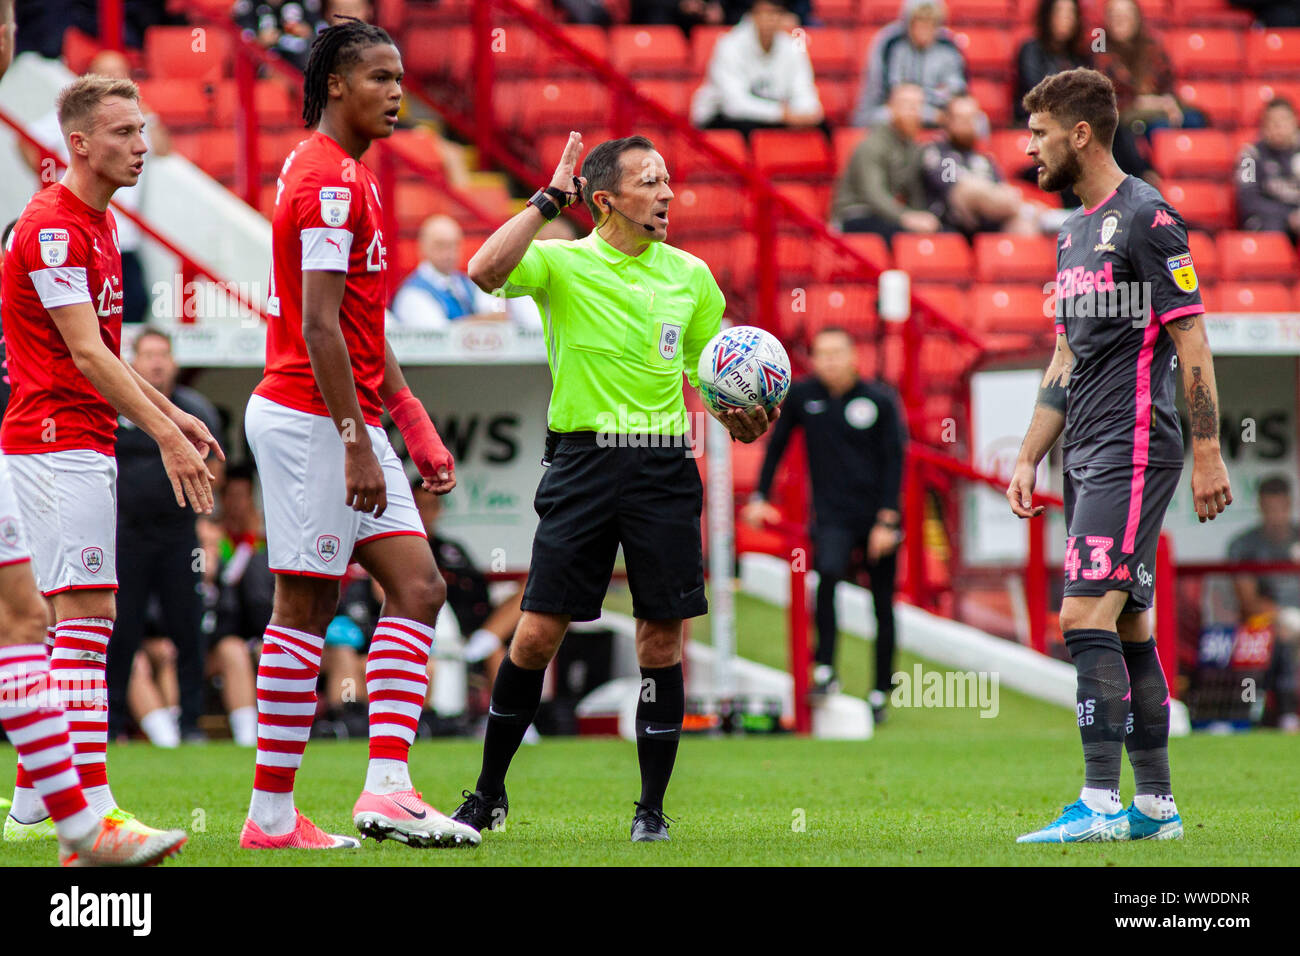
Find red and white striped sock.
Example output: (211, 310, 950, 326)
(51, 618, 114, 815)
(363, 617, 433, 794)
(0, 645, 98, 841)
(249, 624, 323, 835)
(8, 631, 60, 822)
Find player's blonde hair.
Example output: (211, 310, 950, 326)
(56, 73, 140, 138)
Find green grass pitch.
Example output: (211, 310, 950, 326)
(2, 591, 1296, 866)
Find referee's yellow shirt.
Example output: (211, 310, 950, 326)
(503, 229, 725, 436)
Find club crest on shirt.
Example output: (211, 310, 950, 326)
(1095, 212, 1120, 252)
(0, 516, 18, 547)
(317, 534, 341, 562)
(318, 188, 351, 227)
(1167, 253, 1198, 292)
(38, 229, 70, 266)
(658, 322, 681, 360)
(845, 397, 878, 429)
(81, 547, 103, 574)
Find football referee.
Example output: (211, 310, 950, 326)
(451, 132, 776, 842)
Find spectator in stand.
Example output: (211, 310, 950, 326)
(689, 0, 824, 140)
(234, 1, 325, 71)
(108, 328, 225, 745)
(17, 49, 170, 324)
(1095, 0, 1205, 140)
(743, 327, 906, 722)
(1228, 475, 1300, 733)
(1236, 98, 1300, 242)
(851, 0, 966, 129)
(390, 215, 515, 328)
(632, 0, 724, 31)
(921, 94, 1048, 236)
(1015, 0, 1091, 126)
(413, 481, 524, 687)
(832, 84, 940, 240)
(321, 0, 371, 24)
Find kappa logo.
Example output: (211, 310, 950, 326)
(319, 187, 351, 227)
(317, 534, 341, 562)
(658, 322, 681, 360)
(38, 229, 69, 267)
(1152, 209, 1176, 229)
(1062, 233, 1072, 249)
(81, 547, 104, 574)
(1109, 564, 1132, 582)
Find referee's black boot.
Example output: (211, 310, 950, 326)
(631, 802, 673, 842)
(452, 789, 508, 833)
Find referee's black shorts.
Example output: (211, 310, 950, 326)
(522, 431, 707, 623)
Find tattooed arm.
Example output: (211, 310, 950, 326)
(1007, 333, 1072, 518)
(1165, 313, 1233, 522)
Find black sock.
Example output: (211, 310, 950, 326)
(1064, 628, 1130, 793)
(635, 663, 684, 810)
(475, 656, 544, 798)
(1123, 637, 1172, 796)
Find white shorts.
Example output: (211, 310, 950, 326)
(6, 449, 118, 594)
(0, 454, 32, 568)
(245, 394, 426, 578)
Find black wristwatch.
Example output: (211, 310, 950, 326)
(527, 185, 576, 222)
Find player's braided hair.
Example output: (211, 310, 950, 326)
(302, 16, 394, 129)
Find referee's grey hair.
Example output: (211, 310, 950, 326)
(580, 135, 656, 224)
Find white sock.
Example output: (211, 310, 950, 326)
(1134, 794, 1177, 820)
(248, 790, 296, 836)
(1080, 787, 1122, 815)
(228, 706, 258, 747)
(83, 784, 116, 817)
(9, 786, 48, 823)
(139, 708, 181, 748)
(364, 758, 413, 795)
(463, 628, 501, 663)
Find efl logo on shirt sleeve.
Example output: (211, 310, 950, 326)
(38, 229, 70, 266)
(318, 187, 351, 227)
(1166, 253, 1198, 293)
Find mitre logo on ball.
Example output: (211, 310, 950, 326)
(697, 326, 791, 415)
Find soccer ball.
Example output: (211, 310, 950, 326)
(697, 326, 791, 415)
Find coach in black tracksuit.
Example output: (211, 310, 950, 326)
(745, 327, 906, 719)
(107, 328, 224, 741)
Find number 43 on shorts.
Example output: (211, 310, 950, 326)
(1063, 535, 1117, 581)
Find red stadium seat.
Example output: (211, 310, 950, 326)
(393, 180, 446, 232)
(61, 28, 101, 76)
(1166, 29, 1245, 77)
(521, 78, 612, 131)
(944, 0, 1014, 23)
(968, 78, 1011, 128)
(802, 27, 861, 78)
(751, 129, 834, 179)
(988, 128, 1033, 178)
(1216, 231, 1298, 280)
(1161, 181, 1232, 231)
(144, 25, 231, 81)
(817, 78, 857, 126)
(773, 182, 831, 221)
(1187, 231, 1219, 282)
(816, 232, 891, 281)
(815, 0, 862, 26)
(667, 182, 746, 233)
(404, 25, 465, 76)
(971, 283, 1052, 333)
(912, 283, 968, 325)
(775, 231, 817, 279)
(611, 25, 690, 76)
(802, 283, 877, 335)
(690, 25, 729, 76)
(893, 234, 974, 282)
(213, 79, 296, 128)
(1246, 29, 1300, 75)
(973, 234, 1056, 283)
(1150, 129, 1237, 178)
(672, 129, 749, 182)
(832, 126, 868, 173)
(1174, 80, 1239, 128)
(1240, 81, 1300, 127)
(634, 78, 692, 116)
(950, 27, 1015, 76)
(137, 79, 212, 128)
(545, 26, 610, 75)
(1216, 282, 1295, 312)
(1166, 0, 1254, 27)
(193, 129, 239, 181)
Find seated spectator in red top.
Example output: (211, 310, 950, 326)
(1236, 98, 1300, 242)
(1015, 0, 1091, 126)
(921, 95, 1047, 236)
(1095, 0, 1205, 139)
